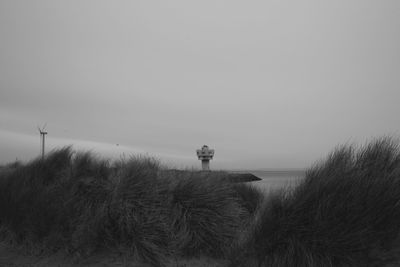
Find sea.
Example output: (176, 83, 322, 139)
(231, 169, 306, 193)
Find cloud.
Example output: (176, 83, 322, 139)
(1, 1, 399, 169)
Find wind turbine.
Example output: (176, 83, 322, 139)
(38, 123, 47, 160)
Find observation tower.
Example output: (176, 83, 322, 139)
(196, 145, 214, 171)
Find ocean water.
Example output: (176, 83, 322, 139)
(235, 170, 306, 193)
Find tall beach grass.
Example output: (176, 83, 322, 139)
(233, 137, 400, 266)
(0, 147, 259, 266)
(2, 137, 400, 266)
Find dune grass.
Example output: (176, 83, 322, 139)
(232, 137, 400, 266)
(1, 137, 400, 266)
(0, 147, 257, 266)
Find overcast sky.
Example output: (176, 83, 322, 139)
(1, 0, 400, 169)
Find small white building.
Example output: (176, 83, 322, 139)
(196, 145, 214, 171)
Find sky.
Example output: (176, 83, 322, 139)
(1, 0, 400, 169)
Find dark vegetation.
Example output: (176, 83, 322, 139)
(0, 147, 262, 266)
(1, 137, 400, 266)
(232, 137, 400, 266)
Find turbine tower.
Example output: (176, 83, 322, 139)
(196, 145, 214, 171)
(38, 124, 47, 160)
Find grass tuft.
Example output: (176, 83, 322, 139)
(0, 147, 256, 266)
(168, 174, 247, 258)
(234, 137, 400, 266)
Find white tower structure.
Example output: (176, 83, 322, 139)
(196, 145, 214, 171)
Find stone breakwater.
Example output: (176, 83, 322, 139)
(225, 172, 262, 182)
(161, 169, 262, 182)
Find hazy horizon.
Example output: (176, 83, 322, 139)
(1, 1, 400, 169)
